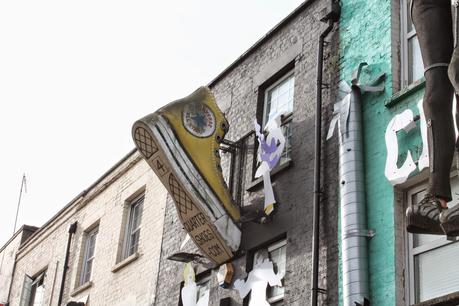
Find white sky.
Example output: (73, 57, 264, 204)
(0, 0, 305, 246)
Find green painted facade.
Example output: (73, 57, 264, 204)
(338, 1, 428, 305)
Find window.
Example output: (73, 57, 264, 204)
(178, 273, 210, 306)
(196, 276, 211, 303)
(20, 271, 45, 306)
(80, 226, 98, 285)
(262, 71, 294, 164)
(253, 239, 287, 305)
(400, 0, 424, 86)
(406, 178, 459, 304)
(123, 194, 144, 259)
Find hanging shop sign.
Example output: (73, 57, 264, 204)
(132, 87, 241, 265)
(384, 98, 458, 185)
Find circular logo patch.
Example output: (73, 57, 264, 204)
(182, 103, 216, 138)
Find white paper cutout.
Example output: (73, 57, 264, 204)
(384, 109, 417, 185)
(181, 263, 209, 306)
(254, 115, 286, 215)
(233, 252, 284, 306)
(327, 81, 352, 141)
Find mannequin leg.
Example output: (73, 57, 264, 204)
(406, 0, 454, 234)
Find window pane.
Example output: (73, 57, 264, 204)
(197, 279, 210, 300)
(124, 196, 144, 258)
(280, 123, 292, 162)
(82, 260, 93, 284)
(259, 73, 294, 172)
(265, 74, 294, 124)
(32, 284, 44, 306)
(267, 243, 286, 300)
(416, 242, 459, 302)
(81, 227, 98, 285)
(408, 35, 423, 83)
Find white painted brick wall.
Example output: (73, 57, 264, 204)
(8, 151, 167, 306)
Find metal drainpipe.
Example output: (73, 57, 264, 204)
(340, 64, 385, 306)
(340, 83, 369, 306)
(311, 3, 340, 304)
(57, 221, 77, 306)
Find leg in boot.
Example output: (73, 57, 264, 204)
(440, 95, 459, 237)
(407, 0, 455, 234)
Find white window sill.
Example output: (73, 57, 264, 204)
(247, 159, 292, 191)
(267, 293, 284, 303)
(111, 252, 140, 273)
(70, 281, 92, 297)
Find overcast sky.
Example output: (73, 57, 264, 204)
(0, 0, 305, 246)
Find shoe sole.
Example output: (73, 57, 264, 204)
(406, 207, 444, 235)
(133, 115, 241, 265)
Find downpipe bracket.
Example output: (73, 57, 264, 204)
(343, 229, 376, 239)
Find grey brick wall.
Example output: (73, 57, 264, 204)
(154, 1, 341, 305)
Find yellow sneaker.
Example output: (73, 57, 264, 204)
(132, 87, 241, 264)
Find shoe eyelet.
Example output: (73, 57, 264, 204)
(221, 122, 228, 130)
(216, 135, 222, 143)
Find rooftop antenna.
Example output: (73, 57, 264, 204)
(13, 173, 27, 235)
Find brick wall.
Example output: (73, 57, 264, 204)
(154, 1, 341, 305)
(8, 151, 167, 306)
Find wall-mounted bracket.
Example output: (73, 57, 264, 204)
(355, 298, 370, 306)
(343, 229, 376, 239)
(352, 63, 386, 95)
(167, 252, 214, 268)
(220, 139, 242, 154)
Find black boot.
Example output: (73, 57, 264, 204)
(406, 194, 445, 235)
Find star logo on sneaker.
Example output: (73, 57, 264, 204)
(183, 103, 216, 137)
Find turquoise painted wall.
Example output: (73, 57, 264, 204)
(339, 2, 393, 305)
(338, 1, 427, 305)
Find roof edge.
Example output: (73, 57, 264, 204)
(207, 0, 314, 88)
(0, 224, 39, 253)
(17, 148, 138, 252)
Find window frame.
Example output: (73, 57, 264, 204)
(252, 70, 295, 181)
(196, 274, 211, 302)
(400, 0, 423, 88)
(405, 183, 459, 304)
(261, 70, 295, 128)
(178, 271, 211, 306)
(20, 270, 46, 306)
(250, 238, 287, 305)
(123, 193, 144, 259)
(79, 225, 99, 286)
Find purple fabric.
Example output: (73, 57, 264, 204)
(260, 138, 280, 169)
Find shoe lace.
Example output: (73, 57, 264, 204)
(418, 194, 442, 209)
